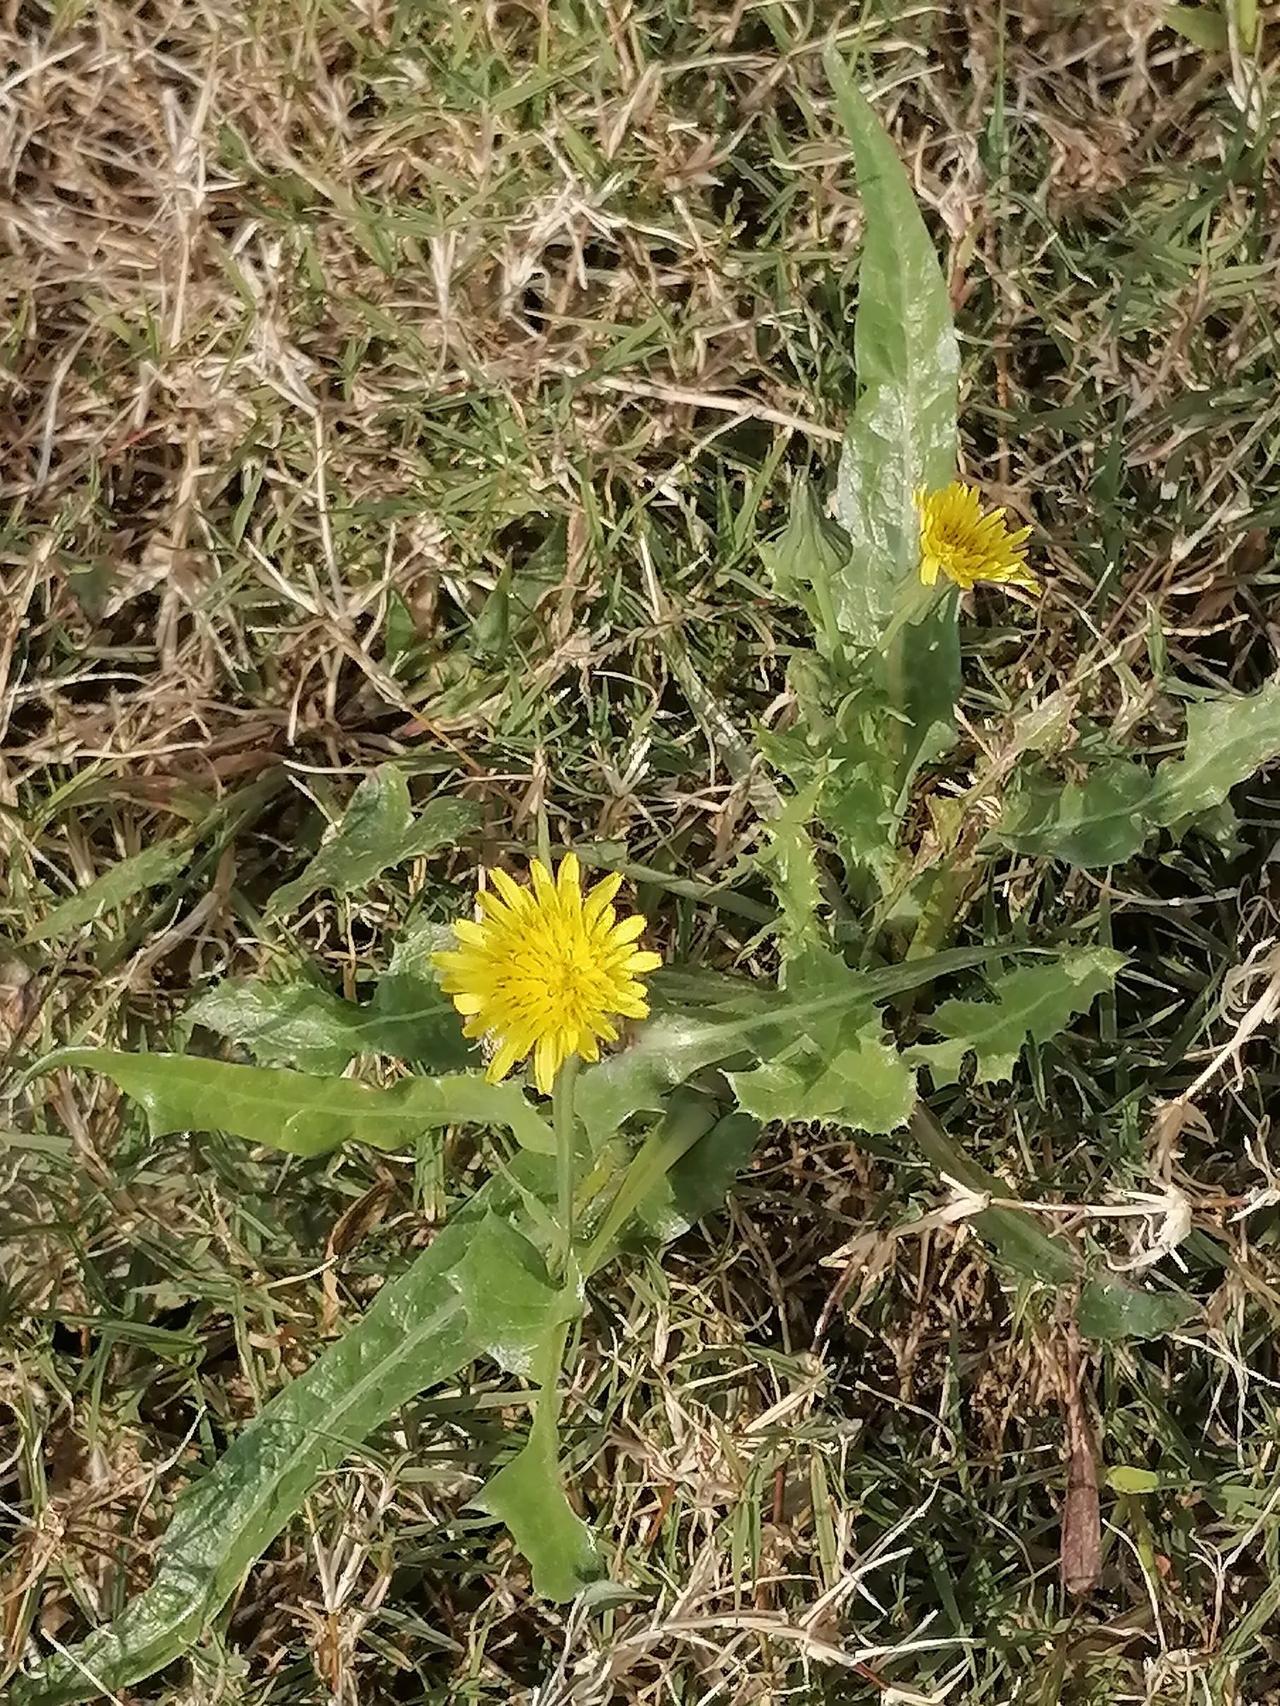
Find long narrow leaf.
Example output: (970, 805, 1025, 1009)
(11, 1088, 770, 1701)
(35, 1049, 555, 1155)
(825, 53, 960, 770)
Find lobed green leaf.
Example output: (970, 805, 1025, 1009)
(910, 948, 1127, 1087)
(266, 770, 479, 917)
(1149, 680, 1280, 825)
(999, 679, 1280, 867)
(728, 946, 915, 1134)
(999, 759, 1154, 868)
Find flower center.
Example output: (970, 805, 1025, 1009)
(546, 955, 590, 1008)
(926, 523, 982, 586)
(503, 937, 606, 1032)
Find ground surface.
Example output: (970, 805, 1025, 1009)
(4, 2, 1280, 1703)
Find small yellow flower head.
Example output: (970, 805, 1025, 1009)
(433, 853, 661, 1094)
(916, 482, 1038, 593)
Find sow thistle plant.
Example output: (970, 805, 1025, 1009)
(18, 56, 1280, 1706)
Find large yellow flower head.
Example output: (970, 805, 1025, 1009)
(433, 853, 661, 1094)
(916, 482, 1038, 592)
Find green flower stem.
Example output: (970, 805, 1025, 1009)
(529, 1315, 570, 1446)
(551, 1054, 581, 1278)
(881, 572, 945, 778)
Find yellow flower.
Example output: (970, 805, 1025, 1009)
(433, 853, 661, 1094)
(916, 482, 1038, 592)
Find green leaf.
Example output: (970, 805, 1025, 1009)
(37, 1048, 554, 1156)
(907, 1105, 1080, 1287)
(451, 1215, 599, 1603)
(728, 1012, 911, 1132)
(265, 771, 479, 917)
(998, 758, 1154, 868)
(728, 947, 915, 1134)
(1105, 1465, 1163, 1494)
(478, 1421, 601, 1604)
(471, 563, 513, 656)
(1164, 4, 1229, 50)
(9, 1214, 483, 1706)
(579, 952, 1010, 1148)
(1149, 680, 1280, 825)
(576, 1012, 738, 1146)
(1172, 798, 1246, 857)
(22, 842, 193, 943)
(267, 766, 412, 916)
(362, 978, 472, 1071)
(819, 749, 901, 884)
(395, 796, 481, 860)
(825, 53, 961, 776)
(739, 806, 915, 1134)
(448, 1212, 577, 1375)
(759, 698, 902, 895)
(383, 590, 419, 673)
(1078, 1276, 1196, 1342)
(897, 601, 963, 782)
(185, 982, 358, 1071)
(761, 71, 962, 879)
(583, 1091, 760, 1266)
(186, 971, 469, 1076)
(824, 55, 958, 640)
(908, 1107, 1198, 1334)
(367, 913, 475, 1070)
(185, 979, 380, 1075)
(999, 681, 1280, 867)
(757, 781, 826, 949)
(910, 948, 1126, 1087)
(640, 1108, 760, 1242)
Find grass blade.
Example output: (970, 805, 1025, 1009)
(22, 842, 193, 944)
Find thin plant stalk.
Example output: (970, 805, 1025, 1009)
(552, 1055, 580, 1278)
